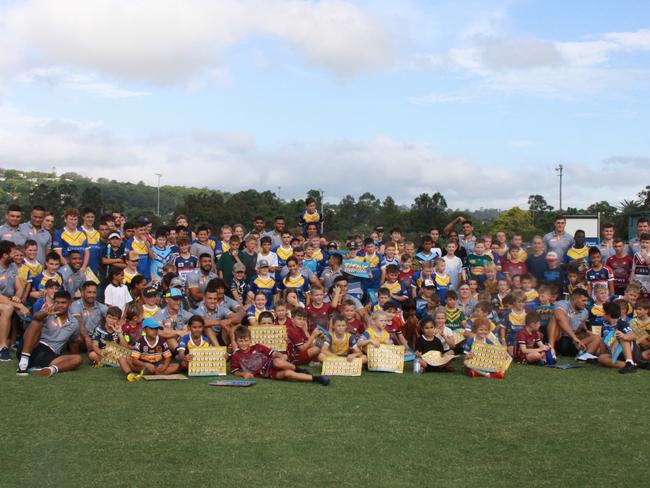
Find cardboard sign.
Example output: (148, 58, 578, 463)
(465, 341, 512, 373)
(341, 259, 371, 279)
(209, 379, 256, 387)
(629, 320, 649, 344)
(143, 374, 188, 381)
(452, 330, 466, 344)
(188, 346, 227, 377)
(99, 342, 131, 368)
(249, 325, 287, 352)
(603, 330, 623, 362)
(422, 351, 456, 367)
(367, 344, 405, 373)
(322, 356, 363, 376)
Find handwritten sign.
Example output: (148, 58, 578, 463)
(249, 325, 287, 352)
(322, 356, 363, 376)
(341, 259, 371, 279)
(188, 346, 227, 377)
(465, 341, 512, 373)
(99, 342, 131, 368)
(422, 350, 456, 367)
(629, 320, 649, 344)
(368, 344, 405, 373)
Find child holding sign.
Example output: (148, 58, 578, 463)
(414, 317, 455, 372)
(88, 306, 129, 365)
(463, 318, 504, 379)
(318, 313, 359, 361)
(597, 302, 637, 373)
(355, 311, 393, 363)
(177, 315, 212, 371)
(230, 326, 330, 385)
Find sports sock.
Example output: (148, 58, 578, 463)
(19, 353, 30, 370)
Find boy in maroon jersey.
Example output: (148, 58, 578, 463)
(514, 312, 550, 364)
(606, 238, 632, 295)
(306, 285, 332, 332)
(342, 299, 365, 339)
(286, 308, 322, 365)
(230, 326, 329, 385)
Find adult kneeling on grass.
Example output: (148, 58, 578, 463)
(547, 288, 601, 357)
(16, 290, 83, 377)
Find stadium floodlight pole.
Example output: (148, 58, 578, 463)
(155, 173, 162, 216)
(555, 164, 563, 212)
(319, 188, 325, 234)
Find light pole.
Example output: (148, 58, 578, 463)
(155, 173, 162, 216)
(319, 188, 325, 234)
(555, 164, 563, 212)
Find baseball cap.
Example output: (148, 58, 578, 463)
(135, 216, 151, 227)
(374, 226, 384, 232)
(327, 241, 338, 250)
(170, 277, 185, 288)
(108, 232, 121, 240)
(233, 263, 246, 273)
(142, 318, 163, 330)
(165, 288, 183, 299)
(257, 259, 270, 268)
(143, 287, 157, 298)
(423, 279, 436, 288)
(545, 251, 559, 261)
(346, 241, 359, 250)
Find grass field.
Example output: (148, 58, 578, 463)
(1, 358, 648, 488)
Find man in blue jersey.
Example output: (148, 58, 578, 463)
(53, 208, 89, 271)
(150, 228, 173, 283)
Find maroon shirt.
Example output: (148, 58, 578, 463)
(306, 302, 331, 332)
(502, 260, 528, 278)
(606, 255, 633, 291)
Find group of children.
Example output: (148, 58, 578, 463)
(2, 202, 650, 382)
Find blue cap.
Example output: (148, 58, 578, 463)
(142, 318, 163, 330)
(165, 288, 183, 299)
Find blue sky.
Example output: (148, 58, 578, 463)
(0, 0, 649, 209)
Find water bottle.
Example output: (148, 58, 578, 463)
(413, 359, 423, 374)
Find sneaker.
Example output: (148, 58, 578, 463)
(489, 371, 505, 379)
(0, 347, 11, 362)
(312, 375, 330, 386)
(127, 370, 145, 382)
(30, 367, 54, 377)
(619, 362, 637, 374)
(16, 365, 28, 377)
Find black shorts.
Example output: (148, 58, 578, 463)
(556, 336, 579, 357)
(29, 343, 59, 369)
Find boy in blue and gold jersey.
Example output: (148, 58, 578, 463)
(298, 197, 323, 236)
(53, 208, 89, 269)
(124, 217, 152, 281)
(80, 209, 102, 275)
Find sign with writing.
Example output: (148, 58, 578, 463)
(341, 259, 371, 279)
(188, 346, 227, 377)
(367, 344, 405, 373)
(603, 330, 623, 362)
(249, 325, 287, 352)
(629, 320, 649, 344)
(322, 356, 363, 376)
(99, 342, 131, 368)
(465, 341, 512, 373)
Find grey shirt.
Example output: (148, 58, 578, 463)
(40, 313, 81, 354)
(153, 307, 194, 331)
(543, 231, 574, 259)
(59, 265, 86, 297)
(69, 299, 108, 334)
(0, 262, 18, 297)
(0, 224, 27, 246)
(458, 234, 476, 255)
(19, 222, 52, 264)
(194, 297, 239, 331)
(263, 230, 283, 249)
(554, 300, 588, 336)
(279, 264, 315, 282)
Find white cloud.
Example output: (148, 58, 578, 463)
(0, 0, 392, 89)
(18, 67, 150, 98)
(0, 106, 644, 210)
(417, 28, 650, 98)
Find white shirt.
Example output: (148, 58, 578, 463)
(256, 251, 279, 268)
(104, 284, 133, 312)
(443, 255, 463, 290)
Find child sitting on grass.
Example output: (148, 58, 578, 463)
(230, 326, 330, 385)
(597, 302, 637, 374)
(318, 313, 360, 362)
(177, 315, 212, 371)
(463, 318, 504, 379)
(513, 312, 550, 365)
(88, 306, 129, 365)
(502, 290, 527, 356)
(414, 317, 455, 373)
(355, 311, 393, 363)
(285, 308, 322, 366)
(630, 298, 650, 364)
(120, 318, 180, 381)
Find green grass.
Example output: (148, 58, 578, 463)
(1, 358, 647, 488)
